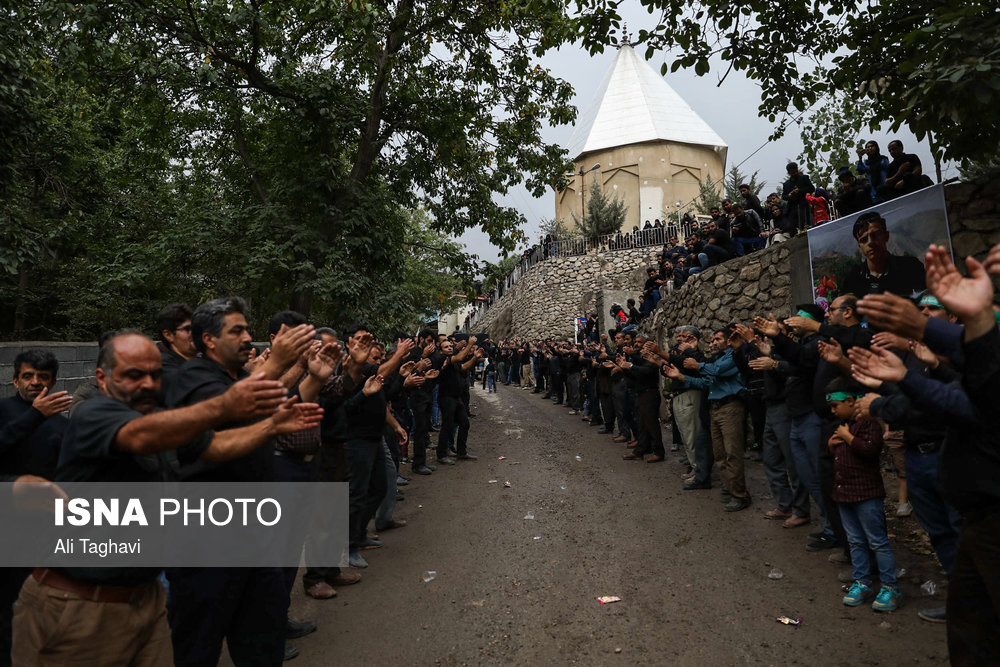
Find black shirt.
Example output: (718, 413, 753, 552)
(840, 253, 927, 299)
(0, 394, 66, 479)
(168, 356, 273, 482)
(57, 396, 210, 484)
(344, 364, 388, 441)
(55, 396, 211, 586)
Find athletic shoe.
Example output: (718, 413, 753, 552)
(842, 580, 874, 606)
(896, 502, 913, 517)
(917, 607, 946, 623)
(872, 585, 902, 612)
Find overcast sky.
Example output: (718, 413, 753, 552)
(457, 9, 958, 265)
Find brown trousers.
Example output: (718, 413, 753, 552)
(12, 575, 171, 667)
(710, 400, 748, 499)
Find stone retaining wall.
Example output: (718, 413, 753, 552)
(475, 247, 661, 340)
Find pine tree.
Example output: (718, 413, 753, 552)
(571, 180, 627, 238)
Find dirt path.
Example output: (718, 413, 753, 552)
(284, 384, 950, 666)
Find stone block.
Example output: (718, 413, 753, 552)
(725, 282, 743, 295)
(962, 197, 997, 218)
(945, 183, 978, 204)
(714, 274, 734, 287)
(734, 296, 757, 310)
(958, 216, 999, 233)
(952, 230, 988, 258)
(707, 298, 721, 311)
(739, 264, 762, 281)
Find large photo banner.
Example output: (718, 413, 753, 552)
(806, 185, 952, 309)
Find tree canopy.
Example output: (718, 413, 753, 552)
(579, 0, 1000, 166)
(1, 0, 583, 339)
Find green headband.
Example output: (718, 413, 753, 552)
(918, 294, 943, 309)
(826, 391, 862, 402)
(797, 309, 820, 322)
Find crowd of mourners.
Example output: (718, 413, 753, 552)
(485, 239, 1000, 666)
(0, 298, 489, 665)
(469, 139, 934, 332)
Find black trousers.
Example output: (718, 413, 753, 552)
(167, 566, 287, 667)
(549, 372, 564, 403)
(437, 395, 469, 458)
(302, 442, 345, 589)
(273, 453, 317, 612)
(635, 389, 665, 456)
(819, 419, 848, 547)
(599, 392, 615, 432)
(947, 509, 1000, 666)
(410, 393, 433, 469)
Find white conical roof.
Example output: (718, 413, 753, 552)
(566, 45, 728, 163)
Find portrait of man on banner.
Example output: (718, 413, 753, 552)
(806, 185, 952, 308)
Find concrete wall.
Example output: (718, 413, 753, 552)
(0, 342, 98, 400)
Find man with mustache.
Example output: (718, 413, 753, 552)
(12, 331, 320, 667)
(166, 296, 318, 667)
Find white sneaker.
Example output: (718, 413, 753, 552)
(896, 502, 913, 517)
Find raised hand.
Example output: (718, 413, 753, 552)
(734, 323, 756, 343)
(245, 347, 269, 372)
(682, 357, 700, 370)
(362, 374, 385, 396)
(222, 372, 288, 419)
(908, 340, 940, 368)
(347, 332, 374, 366)
(307, 342, 342, 382)
(851, 368, 884, 389)
(424, 369, 440, 380)
(270, 324, 317, 370)
(856, 293, 927, 339)
(925, 243, 995, 337)
(399, 361, 416, 377)
(848, 346, 906, 383)
(422, 342, 436, 358)
(662, 363, 684, 380)
(784, 315, 820, 334)
(753, 313, 781, 338)
(748, 357, 777, 372)
(270, 397, 324, 434)
(32, 387, 73, 417)
(403, 373, 425, 388)
(817, 339, 845, 365)
(871, 331, 909, 351)
(394, 337, 416, 358)
(854, 392, 879, 419)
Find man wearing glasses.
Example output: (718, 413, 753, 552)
(841, 211, 927, 299)
(155, 303, 198, 387)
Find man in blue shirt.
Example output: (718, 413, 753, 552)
(664, 327, 750, 511)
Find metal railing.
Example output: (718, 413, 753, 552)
(464, 222, 700, 331)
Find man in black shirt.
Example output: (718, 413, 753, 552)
(13, 331, 317, 667)
(840, 211, 927, 299)
(835, 167, 874, 216)
(878, 140, 927, 200)
(0, 350, 71, 481)
(1, 350, 71, 662)
(165, 297, 318, 667)
(155, 303, 197, 391)
(435, 338, 482, 463)
(782, 162, 815, 231)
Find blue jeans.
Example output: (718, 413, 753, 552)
(790, 411, 833, 537)
(431, 385, 440, 426)
(375, 440, 398, 529)
(839, 497, 897, 586)
(487, 372, 497, 392)
(905, 448, 962, 575)
(762, 403, 809, 516)
(734, 236, 764, 256)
